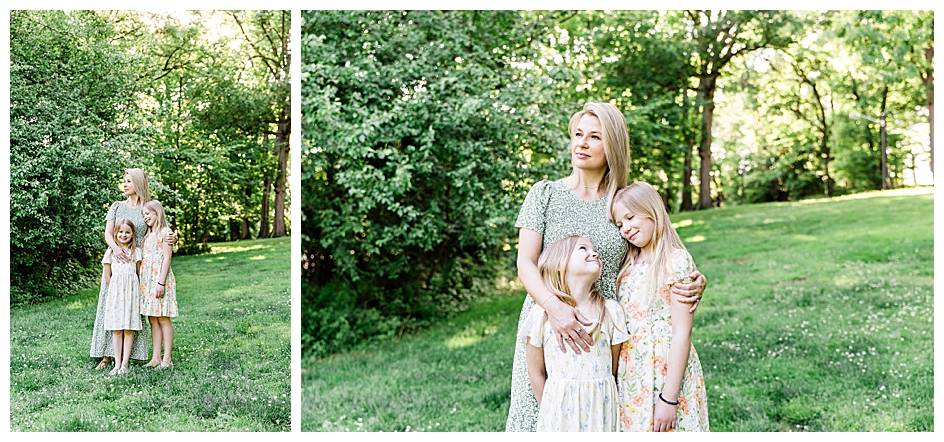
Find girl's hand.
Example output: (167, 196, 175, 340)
(671, 269, 706, 313)
(652, 400, 677, 432)
(545, 298, 593, 354)
(155, 284, 165, 299)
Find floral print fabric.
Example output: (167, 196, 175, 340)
(521, 300, 629, 432)
(506, 179, 627, 432)
(90, 201, 150, 360)
(139, 227, 178, 317)
(616, 248, 709, 431)
(102, 248, 143, 331)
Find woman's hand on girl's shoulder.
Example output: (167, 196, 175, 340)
(163, 229, 178, 246)
(670, 250, 705, 313)
(545, 299, 594, 354)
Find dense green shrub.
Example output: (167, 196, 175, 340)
(9, 11, 140, 305)
(300, 10, 570, 355)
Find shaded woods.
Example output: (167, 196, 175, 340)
(299, 10, 932, 355)
(9, 10, 291, 305)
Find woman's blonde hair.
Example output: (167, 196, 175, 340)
(125, 168, 151, 206)
(538, 235, 607, 337)
(568, 102, 631, 222)
(142, 200, 169, 238)
(113, 219, 136, 247)
(612, 182, 687, 301)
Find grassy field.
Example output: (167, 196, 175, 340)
(10, 237, 291, 432)
(301, 188, 934, 432)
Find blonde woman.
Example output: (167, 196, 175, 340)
(90, 168, 176, 369)
(506, 102, 707, 431)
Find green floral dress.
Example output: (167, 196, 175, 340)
(616, 248, 709, 431)
(506, 179, 626, 432)
(90, 201, 150, 360)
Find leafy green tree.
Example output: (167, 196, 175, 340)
(301, 10, 566, 354)
(9, 10, 141, 304)
(681, 10, 800, 209)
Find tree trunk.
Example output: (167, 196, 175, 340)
(924, 44, 934, 178)
(271, 110, 290, 238)
(681, 91, 695, 211)
(258, 173, 272, 239)
(697, 74, 718, 210)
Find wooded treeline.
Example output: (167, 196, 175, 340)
(301, 10, 933, 356)
(303, 10, 932, 356)
(10, 10, 290, 305)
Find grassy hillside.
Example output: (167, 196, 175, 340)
(10, 237, 291, 432)
(302, 189, 933, 432)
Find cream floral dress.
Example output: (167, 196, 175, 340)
(616, 248, 709, 431)
(102, 247, 143, 331)
(520, 300, 629, 432)
(139, 227, 178, 317)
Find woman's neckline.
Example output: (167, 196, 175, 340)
(555, 178, 606, 202)
(122, 198, 142, 209)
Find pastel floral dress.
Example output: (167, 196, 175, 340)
(102, 247, 143, 331)
(139, 227, 178, 317)
(507, 179, 627, 432)
(520, 300, 629, 432)
(616, 248, 709, 431)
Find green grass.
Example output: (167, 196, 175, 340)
(301, 188, 934, 432)
(10, 237, 291, 432)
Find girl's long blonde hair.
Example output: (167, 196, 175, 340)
(538, 235, 607, 337)
(568, 102, 631, 223)
(125, 168, 151, 206)
(142, 200, 169, 238)
(612, 182, 688, 301)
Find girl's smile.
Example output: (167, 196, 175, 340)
(568, 237, 602, 276)
(613, 204, 655, 250)
(116, 225, 134, 247)
(142, 208, 155, 226)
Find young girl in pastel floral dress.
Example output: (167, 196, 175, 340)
(102, 219, 143, 375)
(139, 200, 178, 369)
(611, 182, 709, 432)
(521, 235, 629, 432)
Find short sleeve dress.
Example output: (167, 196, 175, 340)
(102, 248, 144, 331)
(616, 248, 709, 432)
(505, 179, 627, 432)
(520, 300, 629, 432)
(90, 201, 152, 360)
(139, 227, 178, 318)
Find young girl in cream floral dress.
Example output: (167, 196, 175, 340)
(520, 235, 628, 431)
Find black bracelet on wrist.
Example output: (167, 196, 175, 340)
(158, 282, 165, 287)
(659, 392, 679, 406)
